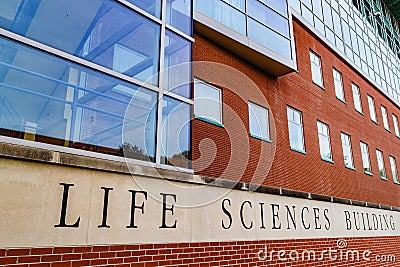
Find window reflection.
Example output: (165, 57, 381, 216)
(164, 30, 192, 98)
(166, 0, 192, 35)
(127, 0, 162, 18)
(161, 96, 191, 168)
(0, 37, 157, 160)
(0, 0, 161, 85)
(195, 0, 292, 59)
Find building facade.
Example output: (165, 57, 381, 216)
(0, 0, 399, 266)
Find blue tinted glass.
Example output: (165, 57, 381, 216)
(0, 0, 160, 85)
(0, 37, 157, 160)
(164, 30, 192, 98)
(127, 0, 162, 17)
(195, 0, 246, 35)
(223, 0, 245, 10)
(166, 0, 192, 35)
(248, 0, 290, 38)
(248, 18, 292, 59)
(258, 0, 288, 17)
(161, 96, 191, 169)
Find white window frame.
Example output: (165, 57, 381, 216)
(333, 68, 345, 102)
(287, 106, 306, 153)
(352, 83, 363, 114)
(367, 95, 377, 123)
(360, 141, 372, 175)
(376, 149, 387, 180)
(389, 156, 399, 184)
(381, 105, 390, 131)
(194, 78, 223, 126)
(317, 121, 333, 161)
(248, 102, 271, 142)
(310, 50, 324, 88)
(393, 114, 400, 137)
(341, 132, 354, 169)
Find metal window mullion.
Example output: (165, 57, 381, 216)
(155, 0, 168, 165)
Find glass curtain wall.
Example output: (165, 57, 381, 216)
(291, 0, 400, 105)
(0, 0, 193, 169)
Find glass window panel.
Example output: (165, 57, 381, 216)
(376, 149, 386, 179)
(248, 102, 270, 141)
(127, 0, 162, 17)
(341, 133, 354, 168)
(333, 68, 345, 101)
(326, 27, 336, 45)
(224, 0, 245, 10)
(164, 30, 192, 98)
(291, 0, 301, 13)
(322, 1, 334, 28)
(166, 0, 192, 35)
(336, 38, 345, 53)
(393, 114, 400, 137)
(312, 0, 323, 19)
(0, 36, 158, 160)
(342, 19, 352, 46)
(367, 95, 377, 122)
(302, 0, 312, 8)
(195, 0, 246, 35)
(0, 0, 161, 86)
(390, 156, 399, 183)
(248, 0, 290, 38)
(381, 105, 390, 130)
(352, 83, 363, 113)
(259, 0, 288, 17)
(350, 29, 359, 54)
(315, 17, 325, 35)
(310, 51, 324, 87)
(360, 142, 372, 173)
(248, 18, 292, 59)
(317, 121, 332, 160)
(161, 96, 191, 168)
(357, 35, 366, 59)
(194, 79, 222, 125)
(332, 10, 342, 37)
(301, 5, 314, 24)
(287, 107, 305, 152)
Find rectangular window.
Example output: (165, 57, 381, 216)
(161, 97, 191, 169)
(341, 133, 354, 168)
(376, 150, 387, 179)
(352, 83, 363, 113)
(381, 106, 390, 131)
(194, 79, 223, 126)
(360, 142, 372, 174)
(0, 36, 160, 161)
(164, 30, 192, 98)
(317, 121, 332, 161)
(0, 0, 162, 86)
(248, 102, 270, 141)
(367, 95, 377, 123)
(390, 156, 399, 184)
(333, 68, 345, 101)
(310, 51, 324, 87)
(287, 106, 305, 153)
(393, 114, 400, 137)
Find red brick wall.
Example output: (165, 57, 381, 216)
(1, 237, 399, 266)
(192, 19, 400, 207)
